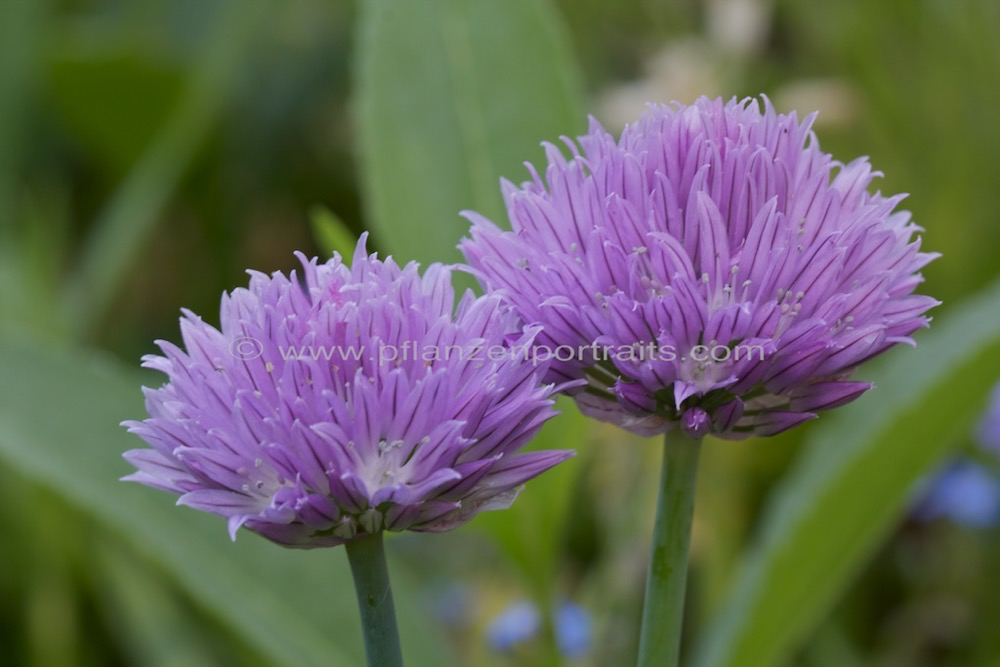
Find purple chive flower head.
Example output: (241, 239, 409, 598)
(461, 96, 938, 438)
(122, 236, 571, 548)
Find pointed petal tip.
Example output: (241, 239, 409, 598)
(227, 514, 249, 541)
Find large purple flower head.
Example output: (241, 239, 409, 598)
(461, 96, 938, 438)
(123, 237, 571, 548)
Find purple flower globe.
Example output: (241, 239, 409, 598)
(122, 237, 571, 548)
(461, 96, 939, 438)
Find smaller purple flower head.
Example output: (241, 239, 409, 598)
(122, 236, 572, 548)
(461, 96, 939, 439)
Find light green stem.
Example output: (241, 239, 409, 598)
(636, 431, 702, 667)
(345, 532, 405, 667)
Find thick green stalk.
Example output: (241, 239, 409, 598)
(636, 431, 702, 667)
(345, 532, 404, 667)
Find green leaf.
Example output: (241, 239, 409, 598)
(0, 333, 452, 667)
(309, 205, 357, 260)
(47, 52, 184, 177)
(355, 0, 585, 266)
(63, 1, 268, 338)
(94, 544, 223, 667)
(693, 277, 1000, 667)
(0, 0, 50, 225)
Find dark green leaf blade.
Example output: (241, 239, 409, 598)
(694, 278, 1000, 667)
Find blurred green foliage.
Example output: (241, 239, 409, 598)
(2, 0, 1000, 666)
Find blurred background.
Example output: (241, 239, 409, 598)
(2, 0, 1000, 666)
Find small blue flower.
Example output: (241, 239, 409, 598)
(555, 602, 592, 658)
(913, 381, 1000, 528)
(486, 599, 592, 658)
(976, 383, 1000, 453)
(427, 582, 473, 629)
(915, 461, 1000, 528)
(486, 600, 540, 651)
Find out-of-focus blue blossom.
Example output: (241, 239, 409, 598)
(914, 462, 1000, 528)
(486, 599, 592, 658)
(975, 383, 1000, 452)
(555, 601, 592, 658)
(487, 600, 540, 652)
(914, 382, 1000, 528)
(427, 582, 474, 629)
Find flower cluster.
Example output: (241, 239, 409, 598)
(123, 237, 571, 547)
(461, 96, 938, 438)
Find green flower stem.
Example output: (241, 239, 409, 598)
(345, 532, 405, 667)
(636, 431, 702, 667)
